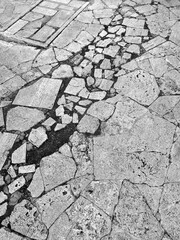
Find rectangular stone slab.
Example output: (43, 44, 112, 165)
(13, 78, 62, 109)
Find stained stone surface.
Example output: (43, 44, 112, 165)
(0, 0, 180, 238)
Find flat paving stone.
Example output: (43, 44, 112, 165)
(13, 78, 62, 109)
(40, 152, 76, 191)
(6, 106, 45, 132)
(12, 143, 26, 164)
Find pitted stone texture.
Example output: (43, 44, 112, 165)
(36, 184, 74, 228)
(13, 78, 62, 109)
(82, 180, 120, 216)
(70, 131, 93, 177)
(114, 70, 160, 106)
(66, 196, 111, 239)
(113, 180, 164, 240)
(52, 64, 74, 78)
(87, 101, 115, 121)
(159, 183, 180, 239)
(77, 114, 100, 134)
(6, 106, 45, 132)
(48, 213, 72, 240)
(40, 152, 76, 191)
(10, 200, 48, 240)
(0, 132, 17, 170)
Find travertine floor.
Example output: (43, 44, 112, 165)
(0, 0, 180, 239)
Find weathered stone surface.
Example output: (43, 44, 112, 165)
(6, 106, 45, 132)
(40, 152, 76, 191)
(33, 48, 57, 67)
(66, 196, 111, 239)
(82, 180, 120, 216)
(70, 131, 93, 177)
(28, 127, 47, 147)
(114, 70, 160, 105)
(0, 202, 7, 217)
(10, 199, 48, 240)
(12, 143, 26, 164)
(87, 101, 115, 121)
(28, 168, 44, 198)
(52, 64, 74, 78)
(170, 21, 180, 46)
(36, 184, 74, 228)
(48, 213, 72, 240)
(0, 191, 7, 204)
(159, 183, 180, 239)
(77, 114, 100, 134)
(0, 227, 24, 240)
(54, 48, 72, 61)
(13, 78, 62, 109)
(113, 180, 164, 239)
(0, 132, 17, 170)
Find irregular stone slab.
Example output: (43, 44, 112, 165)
(28, 168, 44, 198)
(48, 213, 72, 240)
(36, 184, 74, 228)
(69, 174, 94, 197)
(159, 69, 180, 94)
(6, 106, 45, 132)
(8, 176, 26, 194)
(40, 152, 76, 191)
(149, 95, 180, 117)
(0, 227, 24, 240)
(13, 78, 62, 109)
(114, 70, 160, 106)
(93, 9, 114, 18)
(59, 143, 72, 157)
(12, 143, 26, 164)
(82, 180, 120, 216)
(137, 184, 163, 215)
(54, 48, 72, 61)
(122, 18, 145, 28)
(19, 164, 35, 174)
(0, 65, 15, 84)
(103, 97, 148, 134)
(77, 114, 100, 134)
(142, 36, 166, 51)
(28, 127, 48, 147)
(159, 183, 180, 239)
(65, 77, 85, 95)
(0, 191, 7, 204)
(0, 132, 17, 170)
(0, 202, 7, 217)
(66, 196, 111, 239)
(87, 101, 115, 121)
(170, 21, 180, 46)
(52, 64, 73, 78)
(103, 45, 120, 57)
(113, 180, 164, 239)
(10, 199, 48, 240)
(94, 135, 169, 185)
(33, 48, 57, 67)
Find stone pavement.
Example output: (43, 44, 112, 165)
(0, 0, 180, 239)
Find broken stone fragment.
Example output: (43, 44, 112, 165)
(33, 48, 57, 67)
(52, 64, 74, 78)
(28, 127, 48, 147)
(40, 152, 76, 191)
(59, 143, 72, 157)
(28, 168, 44, 198)
(0, 132, 17, 170)
(8, 165, 17, 178)
(36, 184, 74, 228)
(10, 199, 48, 240)
(0, 191, 7, 204)
(77, 114, 100, 134)
(42, 117, 56, 130)
(0, 202, 7, 217)
(65, 77, 85, 95)
(54, 48, 72, 61)
(6, 106, 45, 132)
(12, 142, 26, 164)
(87, 101, 115, 121)
(18, 164, 36, 174)
(8, 176, 26, 194)
(61, 114, 72, 124)
(54, 123, 66, 131)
